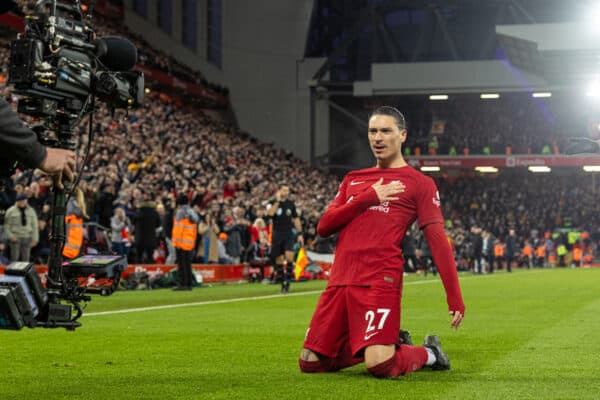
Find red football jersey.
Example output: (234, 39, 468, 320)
(320, 165, 443, 287)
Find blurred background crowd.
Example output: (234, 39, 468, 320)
(0, 5, 598, 274)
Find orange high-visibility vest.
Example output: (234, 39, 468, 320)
(548, 254, 556, 264)
(63, 214, 83, 258)
(523, 245, 533, 257)
(494, 244, 504, 257)
(535, 246, 545, 258)
(573, 248, 582, 262)
(172, 217, 197, 251)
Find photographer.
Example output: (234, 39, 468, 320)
(0, 97, 76, 183)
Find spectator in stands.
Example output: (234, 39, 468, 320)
(133, 190, 161, 264)
(95, 183, 116, 229)
(470, 225, 483, 274)
(32, 203, 51, 264)
(401, 229, 418, 273)
(217, 232, 234, 264)
(198, 212, 220, 264)
(245, 231, 272, 282)
(505, 229, 517, 273)
(482, 229, 495, 273)
(223, 205, 250, 263)
(248, 217, 268, 245)
(3, 194, 38, 262)
(418, 233, 436, 276)
(110, 206, 132, 256)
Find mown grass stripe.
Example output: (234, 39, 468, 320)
(84, 270, 545, 317)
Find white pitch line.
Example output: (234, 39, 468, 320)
(83, 270, 545, 318)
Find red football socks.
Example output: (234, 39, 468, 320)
(367, 345, 428, 378)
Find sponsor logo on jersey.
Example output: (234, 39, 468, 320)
(364, 331, 380, 341)
(350, 180, 365, 186)
(369, 201, 390, 213)
(432, 191, 441, 207)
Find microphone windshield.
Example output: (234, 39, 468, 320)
(94, 36, 138, 71)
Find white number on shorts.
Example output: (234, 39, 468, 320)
(365, 308, 391, 333)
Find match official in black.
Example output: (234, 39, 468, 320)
(267, 183, 303, 294)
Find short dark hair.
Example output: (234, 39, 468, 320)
(176, 193, 189, 206)
(369, 106, 406, 130)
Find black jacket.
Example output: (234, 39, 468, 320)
(134, 201, 161, 248)
(0, 97, 46, 169)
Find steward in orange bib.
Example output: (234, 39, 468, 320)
(63, 188, 88, 259)
(535, 245, 546, 268)
(493, 241, 505, 270)
(171, 193, 199, 290)
(572, 246, 582, 267)
(522, 242, 533, 269)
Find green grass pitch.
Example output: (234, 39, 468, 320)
(1, 268, 599, 399)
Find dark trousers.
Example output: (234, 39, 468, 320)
(136, 244, 155, 264)
(275, 262, 293, 283)
(487, 254, 495, 273)
(505, 255, 513, 272)
(176, 248, 194, 288)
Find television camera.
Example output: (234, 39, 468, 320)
(0, 0, 143, 330)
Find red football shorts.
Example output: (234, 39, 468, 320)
(302, 285, 401, 358)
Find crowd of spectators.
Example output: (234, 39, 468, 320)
(0, 32, 337, 264)
(0, 11, 598, 272)
(395, 93, 596, 156)
(401, 172, 600, 273)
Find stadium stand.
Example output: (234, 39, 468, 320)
(0, 5, 597, 273)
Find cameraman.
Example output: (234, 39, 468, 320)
(0, 97, 76, 182)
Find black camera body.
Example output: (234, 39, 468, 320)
(8, 0, 143, 117)
(0, 1, 141, 330)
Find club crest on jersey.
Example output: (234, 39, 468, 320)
(369, 201, 390, 213)
(432, 191, 441, 207)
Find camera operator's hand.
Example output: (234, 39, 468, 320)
(39, 148, 76, 188)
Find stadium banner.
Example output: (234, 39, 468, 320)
(0, 264, 247, 284)
(407, 155, 600, 168)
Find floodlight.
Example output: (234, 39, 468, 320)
(583, 165, 600, 172)
(429, 95, 448, 101)
(475, 166, 499, 173)
(528, 166, 551, 173)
